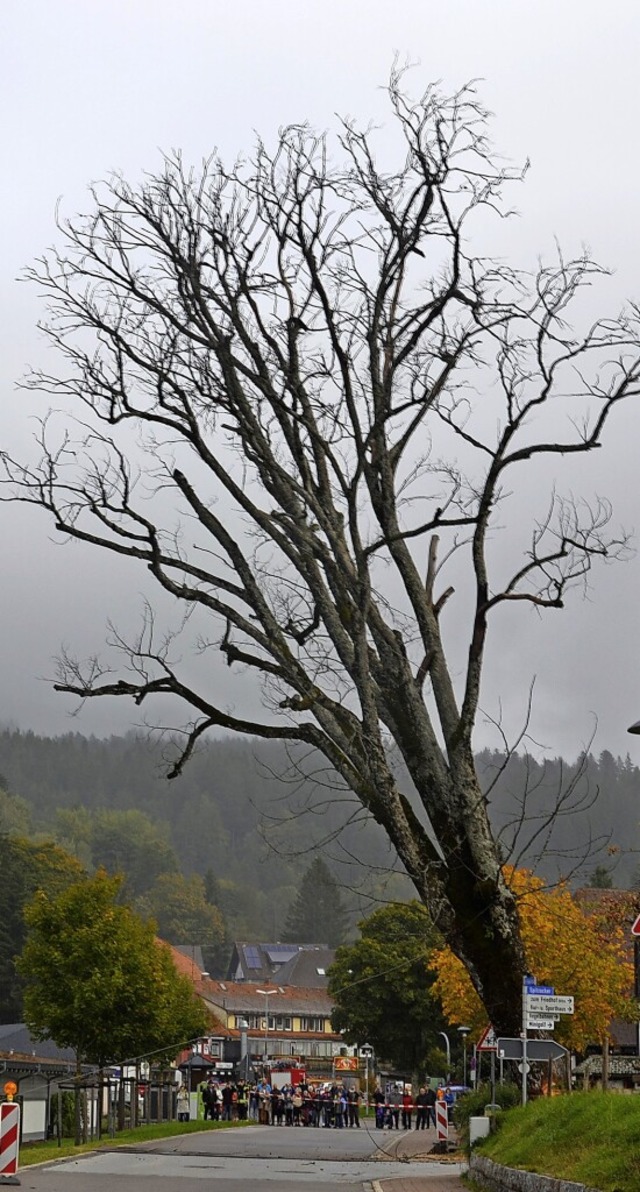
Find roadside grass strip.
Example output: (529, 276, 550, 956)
(476, 1091, 640, 1192)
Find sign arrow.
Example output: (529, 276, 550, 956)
(526, 994, 574, 1014)
(497, 1038, 568, 1062)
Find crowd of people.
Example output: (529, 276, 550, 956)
(372, 1083, 445, 1129)
(194, 1078, 363, 1127)
(177, 1076, 452, 1130)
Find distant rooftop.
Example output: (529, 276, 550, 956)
(228, 941, 333, 985)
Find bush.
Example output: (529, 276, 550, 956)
(452, 1081, 520, 1151)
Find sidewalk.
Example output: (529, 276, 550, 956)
(372, 1178, 467, 1192)
(372, 1122, 468, 1192)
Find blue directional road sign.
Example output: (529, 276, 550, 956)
(525, 985, 554, 996)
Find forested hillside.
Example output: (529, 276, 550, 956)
(0, 729, 412, 941)
(474, 747, 640, 887)
(0, 729, 638, 935)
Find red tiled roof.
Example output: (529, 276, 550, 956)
(157, 940, 232, 1037)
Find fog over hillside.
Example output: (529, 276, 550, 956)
(0, 729, 637, 917)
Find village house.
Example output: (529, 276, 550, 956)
(167, 942, 349, 1076)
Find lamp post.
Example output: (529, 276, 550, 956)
(256, 989, 279, 1065)
(438, 1031, 451, 1081)
(237, 1018, 249, 1081)
(458, 1025, 471, 1086)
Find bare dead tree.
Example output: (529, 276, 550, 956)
(5, 71, 640, 1034)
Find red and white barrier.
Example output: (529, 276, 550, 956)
(0, 1100, 20, 1184)
(435, 1097, 448, 1141)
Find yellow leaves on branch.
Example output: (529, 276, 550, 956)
(430, 867, 636, 1050)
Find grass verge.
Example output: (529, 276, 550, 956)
(475, 1091, 640, 1192)
(20, 1118, 250, 1167)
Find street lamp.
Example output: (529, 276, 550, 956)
(438, 1031, 451, 1081)
(256, 989, 279, 1064)
(237, 1018, 250, 1081)
(458, 1025, 471, 1086)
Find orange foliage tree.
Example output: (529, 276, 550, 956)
(430, 867, 637, 1050)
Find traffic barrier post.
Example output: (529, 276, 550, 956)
(0, 1098, 21, 1186)
(435, 1097, 448, 1142)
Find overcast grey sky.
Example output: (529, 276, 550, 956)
(1, 0, 640, 760)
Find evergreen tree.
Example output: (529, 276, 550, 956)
(282, 857, 349, 947)
(589, 864, 614, 889)
(0, 836, 85, 1023)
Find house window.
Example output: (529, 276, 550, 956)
(304, 1016, 324, 1033)
(236, 1013, 259, 1029)
(284, 1017, 292, 1031)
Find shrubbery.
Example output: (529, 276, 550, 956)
(452, 1081, 520, 1150)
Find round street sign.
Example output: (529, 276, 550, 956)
(517, 1062, 530, 1075)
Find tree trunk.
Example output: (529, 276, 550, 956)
(387, 752, 526, 1036)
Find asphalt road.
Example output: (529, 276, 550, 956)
(19, 1123, 466, 1192)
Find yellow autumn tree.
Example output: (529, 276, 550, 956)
(430, 867, 636, 1050)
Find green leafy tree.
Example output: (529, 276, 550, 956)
(282, 858, 349, 946)
(0, 836, 85, 1023)
(217, 878, 271, 940)
(88, 809, 178, 897)
(137, 871, 225, 951)
(54, 807, 93, 866)
(0, 789, 31, 837)
(18, 871, 209, 1070)
(328, 901, 446, 1078)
